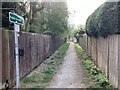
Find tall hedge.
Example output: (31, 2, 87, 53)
(86, 2, 119, 38)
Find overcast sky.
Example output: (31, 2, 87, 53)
(67, 0, 106, 27)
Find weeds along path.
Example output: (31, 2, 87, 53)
(48, 42, 91, 88)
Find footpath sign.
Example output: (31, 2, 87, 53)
(9, 12, 24, 25)
(9, 12, 24, 88)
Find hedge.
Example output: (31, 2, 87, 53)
(86, 2, 119, 38)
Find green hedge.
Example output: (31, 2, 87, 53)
(86, 2, 119, 38)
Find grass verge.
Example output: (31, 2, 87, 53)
(21, 42, 70, 88)
(74, 43, 113, 89)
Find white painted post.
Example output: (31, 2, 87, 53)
(9, 12, 24, 88)
(14, 23, 20, 88)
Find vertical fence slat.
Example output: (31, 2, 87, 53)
(9, 31, 15, 86)
(0, 30, 2, 88)
(118, 35, 120, 90)
(108, 35, 118, 88)
(91, 38, 97, 64)
(2, 31, 11, 85)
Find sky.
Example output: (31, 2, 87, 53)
(67, 0, 106, 27)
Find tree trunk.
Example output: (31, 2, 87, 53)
(24, 2, 32, 31)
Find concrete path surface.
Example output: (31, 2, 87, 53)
(47, 42, 91, 88)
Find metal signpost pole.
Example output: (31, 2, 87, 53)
(14, 23, 20, 88)
(9, 12, 24, 88)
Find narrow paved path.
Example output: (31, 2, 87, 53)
(48, 42, 91, 88)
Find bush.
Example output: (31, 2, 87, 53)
(86, 2, 119, 38)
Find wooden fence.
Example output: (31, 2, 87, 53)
(0, 30, 65, 88)
(79, 34, 120, 88)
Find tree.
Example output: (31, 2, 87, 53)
(2, 2, 17, 29)
(73, 25, 85, 43)
(2, 1, 69, 38)
(2, 2, 29, 30)
(25, 1, 44, 31)
(41, 2, 69, 37)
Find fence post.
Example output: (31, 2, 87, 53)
(0, 30, 2, 89)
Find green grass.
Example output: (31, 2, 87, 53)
(42, 68, 55, 83)
(22, 73, 42, 84)
(74, 44, 113, 89)
(21, 42, 70, 88)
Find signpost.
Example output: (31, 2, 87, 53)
(9, 12, 24, 25)
(9, 12, 24, 88)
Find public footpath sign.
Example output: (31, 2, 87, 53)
(9, 12, 24, 88)
(9, 12, 24, 25)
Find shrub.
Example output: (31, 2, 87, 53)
(86, 2, 119, 38)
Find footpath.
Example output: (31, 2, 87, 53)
(48, 42, 91, 88)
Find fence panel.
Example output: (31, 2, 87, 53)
(97, 37, 109, 77)
(30, 34, 36, 70)
(9, 31, 15, 86)
(118, 35, 120, 89)
(44, 36, 50, 58)
(1, 30, 65, 88)
(79, 35, 119, 88)
(2, 31, 11, 86)
(108, 35, 118, 88)
(91, 38, 97, 64)
(87, 37, 92, 57)
(0, 30, 2, 88)
(79, 35, 87, 52)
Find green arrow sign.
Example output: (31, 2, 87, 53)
(9, 12, 24, 25)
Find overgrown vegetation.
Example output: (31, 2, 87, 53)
(74, 44, 113, 89)
(21, 43, 69, 88)
(86, 2, 119, 38)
